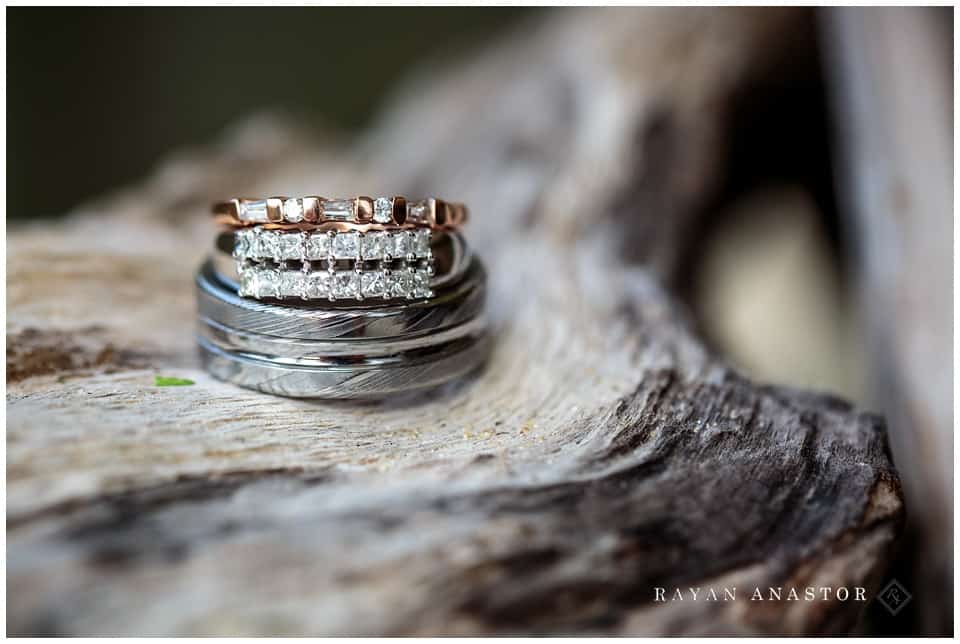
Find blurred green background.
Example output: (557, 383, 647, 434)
(8, 7, 534, 219)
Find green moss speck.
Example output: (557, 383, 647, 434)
(155, 376, 195, 387)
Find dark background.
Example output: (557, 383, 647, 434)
(8, 7, 534, 218)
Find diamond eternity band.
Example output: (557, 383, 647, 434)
(234, 227, 432, 263)
(233, 227, 437, 301)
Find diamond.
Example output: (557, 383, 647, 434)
(413, 229, 431, 257)
(360, 231, 387, 260)
(258, 231, 281, 260)
(255, 270, 280, 298)
(331, 271, 361, 299)
(390, 268, 415, 298)
(392, 231, 413, 259)
(247, 230, 262, 258)
(332, 232, 360, 258)
(234, 230, 252, 258)
(283, 198, 303, 223)
(278, 233, 302, 260)
(407, 200, 430, 223)
(239, 268, 258, 296)
(279, 271, 305, 297)
(305, 233, 331, 260)
(412, 269, 432, 298)
(373, 197, 393, 223)
(361, 270, 386, 297)
(305, 272, 330, 299)
(322, 198, 356, 221)
(241, 200, 269, 223)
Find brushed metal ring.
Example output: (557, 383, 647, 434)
(196, 257, 487, 341)
(198, 314, 488, 361)
(197, 328, 491, 399)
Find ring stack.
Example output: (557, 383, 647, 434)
(197, 195, 489, 399)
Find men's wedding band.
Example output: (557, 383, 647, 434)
(197, 258, 485, 341)
(195, 258, 489, 399)
(198, 332, 490, 399)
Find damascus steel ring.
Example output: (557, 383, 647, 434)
(196, 257, 486, 341)
(197, 331, 491, 400)
(199, 314, 488, 361)
(195, 257, 490, 399)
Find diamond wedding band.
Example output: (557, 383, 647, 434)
(211, 229, 470, 302)
(213, 195, 468, 229)
(197, 194, 488, 399)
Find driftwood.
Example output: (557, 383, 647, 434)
(822, 7, 952, 634)
(8, 8, 903, 636)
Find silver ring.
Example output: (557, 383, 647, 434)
(198, 314, 488, 360)
(197, 328, 491, 399)
(198, 214, 489, 398)
(196, 257, 487, 341)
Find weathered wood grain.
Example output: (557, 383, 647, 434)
(822, 7, 951, 633)
(7, 8, 902, 635)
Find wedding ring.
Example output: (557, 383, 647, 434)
(196, 258, 486, 341)
(200, 193, 486, 399)
(212, 196, 467, 230)
(195, 258, 489, 399)
(197, 332, 490, 399)
(211, 229, 471, 302)
(199, 315, 488, 361)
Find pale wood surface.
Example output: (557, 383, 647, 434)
(823, 7, 952, 633)
(8, 8, 903, 635)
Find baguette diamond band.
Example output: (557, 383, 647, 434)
(213, 196, 467, 230)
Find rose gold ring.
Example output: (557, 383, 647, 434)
(212, 196, 468, 231)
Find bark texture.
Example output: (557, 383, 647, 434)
(8, 8, 903, 636)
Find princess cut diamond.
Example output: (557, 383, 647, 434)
(234, 229, 252, 258)
(413, 229, 431, 257)
(279, 271, 305, 297)
(239, 268, 258, 297)
(360, 270, 386, 297)
(305, 233, 331, 260)
(332, 232, 360, 258)
(392, 231, 413, 259)
(390, 268, 415, 298)
(412, 269, 432, 298)
(255, 270, 280, 298)
(305, 272, 330, 299)
(278, 233, 302, 260)
(332, 271, 361, 299)
(258, 231, 281, 260)
(360, 231, 387, 260)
